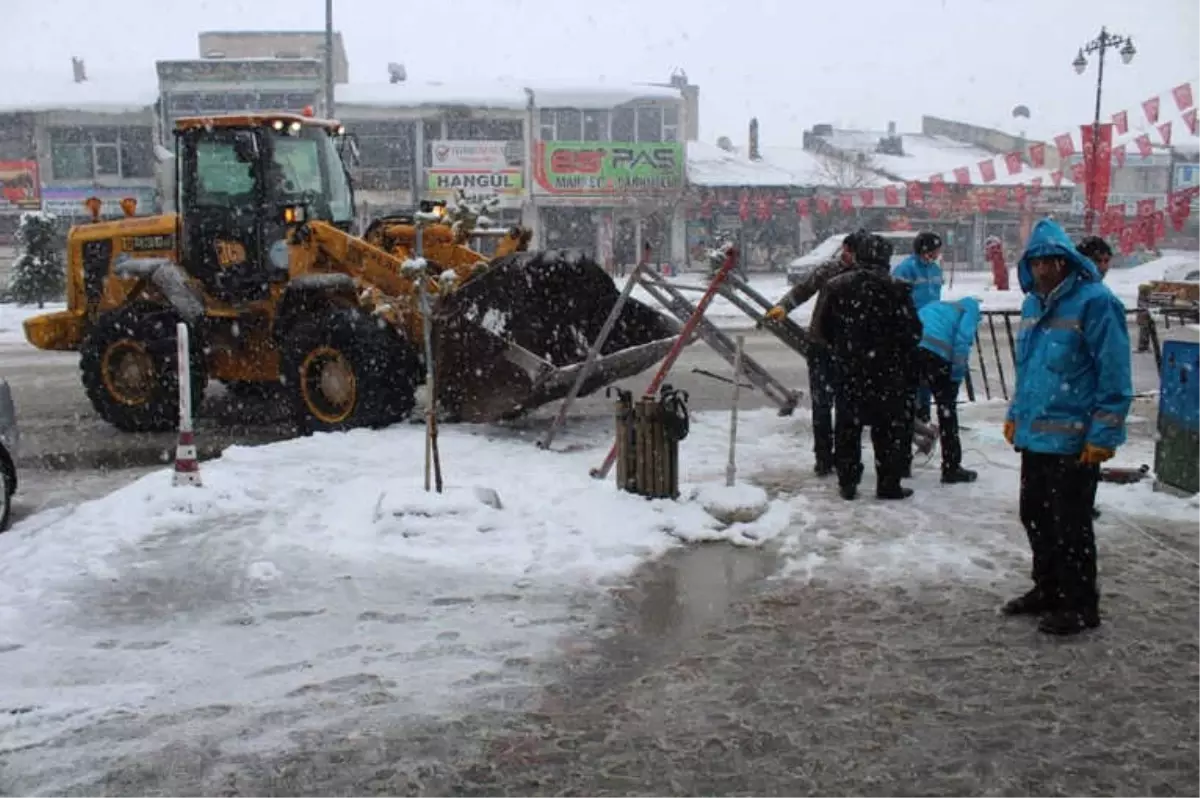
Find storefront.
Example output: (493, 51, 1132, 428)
(531, 140, 685, 273)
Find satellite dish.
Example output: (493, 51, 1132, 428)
(387, 62, 407, 84)
(1012, 104, 1031, 119)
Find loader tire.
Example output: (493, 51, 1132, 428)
(80, 304, 208, 433)
(281, 309, 419, 434)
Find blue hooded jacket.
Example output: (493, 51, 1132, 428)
(891, 253, 944, 310)
(1005, 218, 1132, 455)
(918, 297, 982, 382)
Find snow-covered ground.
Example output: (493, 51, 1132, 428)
(1, 398, 1195, 792)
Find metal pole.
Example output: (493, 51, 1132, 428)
(415, 224, 442, 492)
(1085, 29, 1107, 235)
(324, 0, 336, 118)
(725, 335, 744, 487)
(539, 260, 645, 451)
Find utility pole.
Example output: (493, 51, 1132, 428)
(324, 0, 335, 118)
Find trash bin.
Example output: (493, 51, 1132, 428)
(1154, 325, 1199, 495)
(612, 386, 690, 499)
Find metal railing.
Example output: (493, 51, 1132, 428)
(962, 308, 1163, 403)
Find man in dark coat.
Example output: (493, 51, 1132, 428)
(817, 233, 923, 500)
(765, 229, 866, 476)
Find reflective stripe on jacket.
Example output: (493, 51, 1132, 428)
(891, 254, 944, 310)
(918, 297, 982, 382)
(1005, 219, 1133, 455)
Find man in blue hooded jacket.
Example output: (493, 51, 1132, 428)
(914, 296, 983, 484)
(893, 231, 945, 426)
(1002, 218, 1132, 636)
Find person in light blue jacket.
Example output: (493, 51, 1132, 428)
(913, 296, 982, 484)
(892, 231, 945, 424)
(1001, 218, 1132, 637)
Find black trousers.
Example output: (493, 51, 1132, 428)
(1019, 452, 1101, 611)
(917, 349, 962, 472)
(834, 386, 911, 490)
(809, 348, 836, 467)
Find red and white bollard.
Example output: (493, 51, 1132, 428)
(172, 321, 202, 487)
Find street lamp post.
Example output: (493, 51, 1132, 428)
(1073, 27, 1136, 234)
(324, 0, 335, 119)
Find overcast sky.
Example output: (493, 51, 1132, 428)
(6, 0, 1198, 145)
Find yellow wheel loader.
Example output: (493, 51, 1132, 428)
(22, 113, 679, 433)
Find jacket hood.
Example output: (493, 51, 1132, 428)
(1018, 218, 1102, 293)
(952, 296, 981, 315)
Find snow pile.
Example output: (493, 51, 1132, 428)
(693, 482, 771, 525)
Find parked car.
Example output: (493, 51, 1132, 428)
(786, 231, 919, 285)
(0, 378, 17, 531)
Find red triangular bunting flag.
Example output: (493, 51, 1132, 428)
(907, 181, 923, 205)
(1184, 108, 1198, 136)
(1004, 151, 1023, 175)
(1158, 121, 1173, 146)
(755, 197, 771, 221)
(840, 194, 854, 213)
(977, 191, 991, 213)
(979, 159, 996, 182)
(816, 196, 831, 215)
(1029, 142, 1046, 168)
(1154, 210, 1166, 241)
(1114, 145, 1126, 168)
(953, 167, 970, 185)
(884, 185, 899, 205)
(796, 198, 810, 217)
(1030, 177, 1043, 195)
(1143, 96, 1160, 124)
(1112, 110, 1129, 135)
(1054, 133, 1075, 158)
(1135, 134, 1153, 157)
(930, 174, 947, 195)
(1173, 82, 1194, 112)
(860, 189, 875, 207)
(1013, 184, 1027, 205)
(1051, 170, 1063, 187)
(1070, 161, 1086, 184)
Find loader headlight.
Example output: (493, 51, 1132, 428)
(289, 121, 302, 134)
(282, 205, 307, 224)
(272, 120, 285, 131)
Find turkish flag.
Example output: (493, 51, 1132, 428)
(796, 198, 810, 217)
(1106, 203, 1126, 236)
(1013, 184, 1027, 206)
(816, 196, 831, 215)
(1112, 110, 1129, 135)
(755, 196, 771, 221)
(1114, 145, 1126, 168)
(1028, 142, 1046, 168)
(930, 174, 947, 196)
(1050, 170, 1064, 187)
(884, 185, 900, 205)
(840, 194, 854, 213)
(738, 190, 750, 221)
(1137, 197, 1157, 218)
(1173, 82, 1194, 112)
(979, 159, 996, 182)
(907, 181, 923, 205)
(1030, 177, 1043, 195)
(1153, 210, 1166, 242)
(1143, 96, 1160, 124)
(977, 191, 991, 213)
(1070, 161, 1086, 184)
(1184, 108, 1198, 136)
(860, 188, 876, 207)
(1054, 133, 1075, 158)
(1004, 152, 1022, 175)
(953, 167, 970, 185)
(1158, 121, 1173, 146)
(1118, 225, 1135, 255)
(1081, 123, 1114, 213)
(1134, 134, 1153, 157)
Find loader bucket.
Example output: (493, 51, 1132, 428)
(432, 250, 681, 422)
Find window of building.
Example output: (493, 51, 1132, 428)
(538, 109, 555, 141)
(352, 120, 416, 191)
(611, 107, 636, 142)
(662, 105, 680, 142)
(583, 110, 609, 142)
(636, 106, 663, 143)
(49, 126, 155, 180)
(445, 119, 522, 140)
(537, 110, 583, 141)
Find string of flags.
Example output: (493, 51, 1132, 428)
(694, 79, 1198, 238)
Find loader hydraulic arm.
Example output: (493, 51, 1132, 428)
(295, 220, 436, 298)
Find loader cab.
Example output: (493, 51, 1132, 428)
(175, 114, 355, 304)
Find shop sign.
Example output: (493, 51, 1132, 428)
(425, 169, 524, 207)
(0, 160, 41, 212)
(40, 185, 157, 217)
(429, 140, 521, 170)
(533, 141, 683, 195)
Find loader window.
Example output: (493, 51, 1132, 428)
(265, 128, 353, 226)
(194, 140, 256, 207)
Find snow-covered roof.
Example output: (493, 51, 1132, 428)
(337, 80, 681, 110)
(0, 71, 158, 113)
(817, 129, 1073, 187)
(686, 141, 797, 187)
(758, 145, 890, 188)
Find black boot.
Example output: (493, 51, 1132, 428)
(941, 466, 978, 484)
(876, 483, 913, 500)
(1001, 588, 1056, 616)
(1038, 607, 1101, 636)
(815, 460, 835, 477)
(839, 483, 858, 500)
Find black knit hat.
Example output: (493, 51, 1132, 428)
(1077, 235, 1113, 260)
(855, 233, 895, 268)
(914, 231, 943, 256)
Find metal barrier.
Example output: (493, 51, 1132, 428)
(962, 309, 1162, 403)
